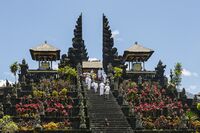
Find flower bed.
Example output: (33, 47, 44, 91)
(121, 81, 194, 130)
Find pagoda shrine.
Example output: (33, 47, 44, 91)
(123, 42, 155, 81)
(19, 41, 60, 83)
(30, 41, 60, 70)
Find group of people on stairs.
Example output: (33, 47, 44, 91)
(85, 72, 110, 99)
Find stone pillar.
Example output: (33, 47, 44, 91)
(143, 61, 145, 71)
(38, 61, 40, 69)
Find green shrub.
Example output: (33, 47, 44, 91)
(52, 90, 59, 97)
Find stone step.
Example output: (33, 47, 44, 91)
(89, 113, 125, 117)
(86, 89, 133, 132)
(91, 128, 133, 133)
(91, 123, 130, 127)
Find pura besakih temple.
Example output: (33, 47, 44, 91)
(102, 14, 125, 74)
(0, 14, 199, 133)
(123, 42, 156, 81)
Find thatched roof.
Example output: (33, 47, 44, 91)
(82, 61, 102, 69)
(123, 42, 154, 62)
(125, 42, 153, 53)
(30, 41, 60, 61)
(30, 41, 60, 52)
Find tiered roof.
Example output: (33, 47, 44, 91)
(30, 41, 60, 61)
(123, 42, 154, 62)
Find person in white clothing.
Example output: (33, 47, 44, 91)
(102, 72, 107, 83)
(99, 81, 105, 96)
(85, 75, 89, 85)
(104, 83, 110, 99)
(91, 81, 98, 93)
(93, 82, 98, 93)
(97, 69, 102, 81)
(87, 76, 91, 90)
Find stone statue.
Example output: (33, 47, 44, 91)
(0, 103, 4, 117)
(78, 92, 83, 100)
(138, 94, 141, 104)
(107, 63, 113, 77)
(12, 87, 18, 98)
(6, 80, 10, 87)
(135, 112, 144, 129)
(118, 83, 123, 97)
(79, 118, 86, 128)
(79, 101, 86, 128)
(129, 103, 135, 116)
(122, 92, 128, 105)
(155, 60, 166, 87)
(6, 93, 11, 105)
(179, 113, 188, 129)
(138, 76, 142, 85)
(79, 108, 85, 116)
(76, 63, 82, 76)
(79, 101, 85, 110)
(40, 102, 45, 116)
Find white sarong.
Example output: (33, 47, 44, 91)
(99, 82, 105, 96)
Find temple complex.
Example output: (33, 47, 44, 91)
(0, 14, 198, 133)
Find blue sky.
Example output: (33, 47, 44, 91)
(0, 0, 200, 94)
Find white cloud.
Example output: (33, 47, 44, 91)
(182, 69, 191, 76)
(182, 68, 199, 77)
(111, 30, 119, 38)
(111, 30, 123, 42)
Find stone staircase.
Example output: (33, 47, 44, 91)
(87, 89, 133, 133)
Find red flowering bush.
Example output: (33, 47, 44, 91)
(124, 81, 190, 129)
(16, 103, 40, 116)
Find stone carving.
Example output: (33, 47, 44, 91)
(135, 112, 144, 129)
(68, 14, 88, 68)
(102, 14, 125, 74)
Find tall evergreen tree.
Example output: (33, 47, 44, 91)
(173, 62, 182, 88)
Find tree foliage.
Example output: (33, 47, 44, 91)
(173, 63, 182, 88)
(58, 66, 77, 81)
(10, 61, 19, 84)
(113, 67, 122, 78)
